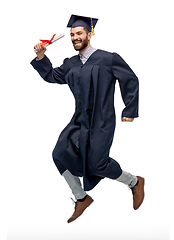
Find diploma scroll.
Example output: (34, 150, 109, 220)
(34, 33, 65, 52)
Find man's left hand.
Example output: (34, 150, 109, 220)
(121, 117, 134, 122)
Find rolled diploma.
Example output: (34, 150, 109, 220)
(34, 33, 65, 52)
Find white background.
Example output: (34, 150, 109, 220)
(1, 0, 173, 239)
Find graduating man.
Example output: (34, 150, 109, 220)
(31, 15, 145, 223)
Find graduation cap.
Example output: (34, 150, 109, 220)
(67, 14, 98, 36)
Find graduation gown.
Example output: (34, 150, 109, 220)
(31, 49, 139, 191)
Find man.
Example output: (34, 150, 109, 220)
(31, 15, 145, 223)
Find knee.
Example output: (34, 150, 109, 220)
(88, 159, 105, 175)
(52, 148, 57, 165)
(52, 144, 63, 163)
(52, 149, 56, 163)
(52, 149, 66, 175)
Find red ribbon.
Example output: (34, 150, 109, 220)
(40, 34, 56, 46)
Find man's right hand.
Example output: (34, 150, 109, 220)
(34, 43, 47, 60)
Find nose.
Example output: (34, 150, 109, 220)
(73, 34, 77, 39)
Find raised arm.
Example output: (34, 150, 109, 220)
(30, 43, 67, 85)
(34, 43, 47, 60)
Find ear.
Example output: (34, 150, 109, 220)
(88, 32, 92, 40)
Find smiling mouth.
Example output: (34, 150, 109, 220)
(73, 40, 82, 45)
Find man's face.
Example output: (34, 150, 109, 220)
(70, 27, 90, 51)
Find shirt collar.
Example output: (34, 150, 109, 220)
(79, 46, 96, 60)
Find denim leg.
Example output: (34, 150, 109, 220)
(116, 171, 138, 188)
(62, 170, 87, 200)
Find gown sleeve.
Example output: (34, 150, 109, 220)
(112, 53, 139, 118)
(30, 55, 67, 84)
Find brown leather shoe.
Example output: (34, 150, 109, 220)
(67, 195, 94, 223)
(131, 176, 145, 210)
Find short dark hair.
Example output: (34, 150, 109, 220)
(83, 27, 90, 34)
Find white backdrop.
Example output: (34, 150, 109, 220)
(1, 0, 173, 239)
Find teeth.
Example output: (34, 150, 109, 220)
(74, 41, 81, 44)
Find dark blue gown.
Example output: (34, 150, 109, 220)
(31, 49, 139, 191)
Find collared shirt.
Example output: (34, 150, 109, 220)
(79, 46, 97, 64)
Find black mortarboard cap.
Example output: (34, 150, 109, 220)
(67, 14, 98, 35)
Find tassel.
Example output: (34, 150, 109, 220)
(91, 18, 95, 36)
